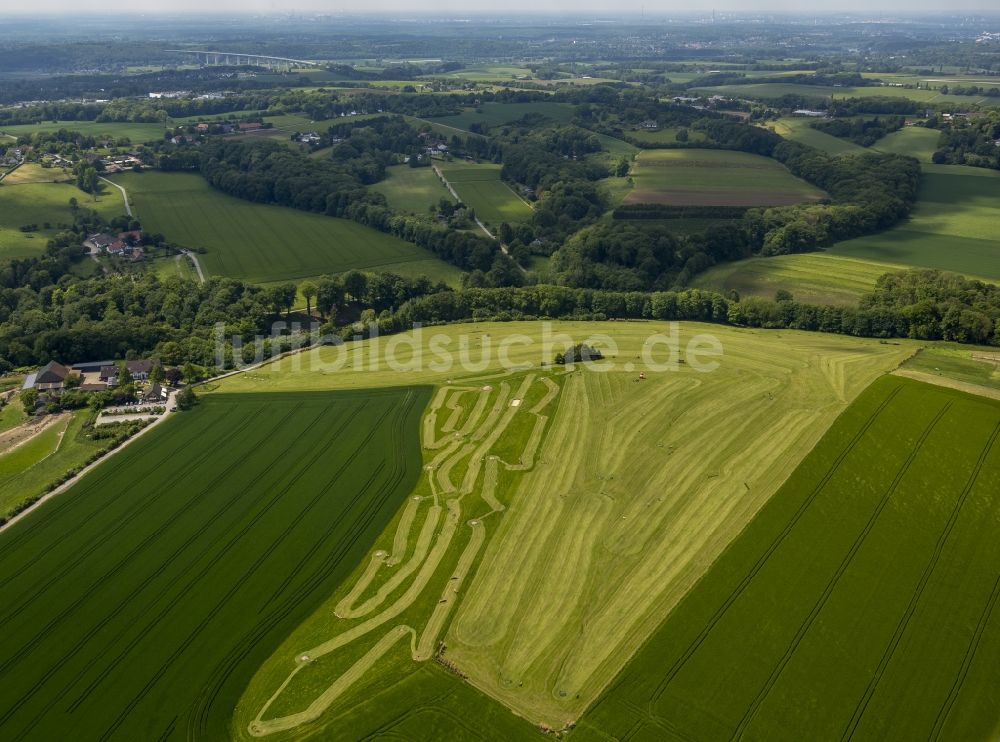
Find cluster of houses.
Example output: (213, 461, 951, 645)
(22, 359, 169, 403)
(1, 147, 24, 168)
(86, 230, 145, 259)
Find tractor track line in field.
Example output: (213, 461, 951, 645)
(647, 384, 903, 706)
(930, 571, 1000, 740)
(841, 420, 1000, 741)
(0, 404, 309, 737)
(730, 402, 952, 741)
(98, 401, 382, 741)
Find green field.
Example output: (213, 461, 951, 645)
(437, 161, 533, 226)
(575, 376, 1000, 741)
(831, 166, 1000, 280)
(0, 178, 126, 258)
(902, 345, 1000, 393)
(371, 165, 454, 215)
(691, 252, 909, 305)
(625, 148, 827, 207)
(0, 388, 430, 739)
(693, 82, 993, 106)
(770, 116, 867, 155)
(627, 126, 708, 146)
(872, 126, 942, 163)
(427, 102, 577, 132)
(0, 410, 104, 514)
(218, 321, 912, 730)
(0, 120, 168, 143)
(110, 171, 462, 284)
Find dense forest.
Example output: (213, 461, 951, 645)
(810, 115, 906, 146)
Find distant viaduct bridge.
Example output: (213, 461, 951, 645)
(164, 50, 321, 71)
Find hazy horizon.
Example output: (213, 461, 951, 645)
(2, 4, 1000, 16)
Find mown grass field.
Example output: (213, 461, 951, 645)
(0, 388, 429, 740)
(232, 370, 560, 740)
(110, 171, 462, 284)
(2, 162, 73, 185)
(371, 164, 454, 215)
(574, 376, 1000, 741)
(0, 120, 168, 143)
(0, 178, 125, 258)
(427, 102, 577, 132)
(217, 320, 912, 730)
(625, 148, 827, 207)
(437, 161, 533, 226)
(691, 252, 909, 305)
(831, 166, 1000, 280)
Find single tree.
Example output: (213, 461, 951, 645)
(300, 281, 318, 319)
(176, 386, 198, 411)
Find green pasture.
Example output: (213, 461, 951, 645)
(575, 376, 1000, 742)
(110, 171, 461, 285)
(693, 82, 994, 106)
(437, 161, 533, 226)
(627, 126, 708, 146)
(770, 116, 867, 155)
(371, 165, 454, 215)
(0, 389, 429, 740)
(691, 252, 907, 305)
(625, 148, 826, 206)
(831, 167, 1000, 279)
(0, 179, 125, 258)
(902, 345, 1000, 392)
(427, 102, 577, 132)
(0, 120, 168, 143)
(871, 126, 942, 163)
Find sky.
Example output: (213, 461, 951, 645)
(7, 1, 1000, 15)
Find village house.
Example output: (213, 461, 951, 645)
(100, 359, 158, 386)
(87, 233, 117, 251)
(143, 383, 167, 403)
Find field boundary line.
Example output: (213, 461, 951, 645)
(891, 368, 1000, 401)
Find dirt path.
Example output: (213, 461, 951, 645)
(892, 368, 1000, 401)
(0, 412, 70, 458)
(181, 249, 206, 283)
(98, 176, 132, 216)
